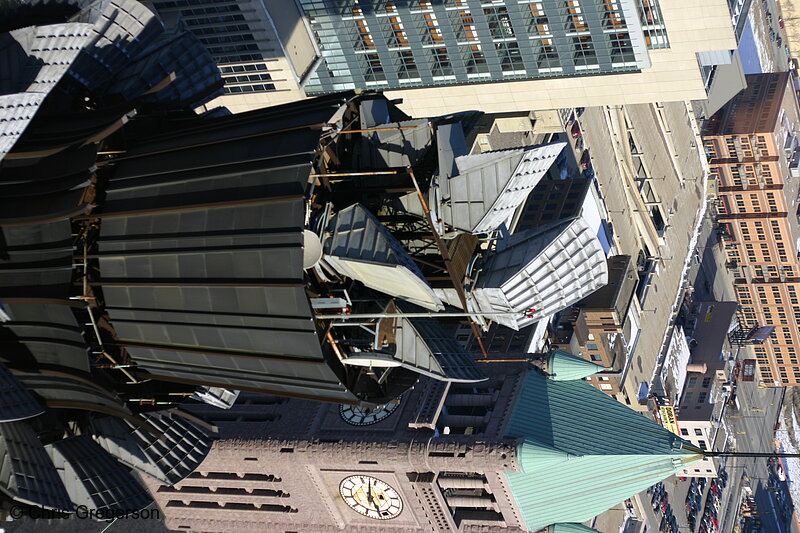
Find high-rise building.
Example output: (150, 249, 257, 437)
(147, 0, 320, 113)
(143, 358, 703, 532)
(153, 0, 740, 115)
(703, 72, 800, 386)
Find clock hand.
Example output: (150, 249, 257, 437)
(366, 480, 382, 514)
(367, 478, 374, 503)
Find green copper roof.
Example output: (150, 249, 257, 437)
(504, 370, 702, 532)
(547, 350, 609, 381)
(551, 523, 604, 533)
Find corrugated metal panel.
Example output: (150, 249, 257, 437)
(91, 417, 176, 484)
(368, 313, 483, 383)
(0, 421, 73, 511)
(1, 302, 89, 372)
(107, 30, 223, 109)
(503, 371, 701, 531)
(429, 143, 564, 234)
(47, 436, 152, 513)
(120, 91, 351, 158)
(0, 93, 46, 161)
(436, 122, 468, 179)
(355, 119, 432, 168)
(472, 217, 608, 329)
(127, 347, 356, 401)
(16, 374, 131, 416)
(95, 116, 356, 400)
(0, 220, 75, 298)
(322, 204, 441, 310)
(359, 98, 390, 128)
(91, 411, 213, 486)
(129, 411, 212, 485)
(0, 18, 94, 161)
(68, 0, 165, 92)
(547, 350, 609, 381)
(552, 523, 604, 533)
(0, 364, 43, 422)
(397, 304, 485, 382)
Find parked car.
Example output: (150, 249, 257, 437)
(779, 16, 785, 28)
(580, 149, 592, 170)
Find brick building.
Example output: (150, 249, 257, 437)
(703, 72, 800, 385)
(144, 360, 702, 533)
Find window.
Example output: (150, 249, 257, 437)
(533, 38, 560, 70)
(587, 343, 599, 350)
(694, 428, 703, 436)
(701, 377, 711, 388)
(527, 2, 550, 36)
(484, 6, 515, 38)
(590, 353, 602, 361)
(698, 440, 708, 450)
(680, 428, 689, 436)
(496, 41, 525, 72)
(462, 44, 488, 74)
(600, 384, 613, 390)
(430, 48, 453, 77)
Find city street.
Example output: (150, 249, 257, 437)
(576, 101, 708, 409)
(721, 382, 791, 533)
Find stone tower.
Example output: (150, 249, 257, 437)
(143, 361, 701, 532)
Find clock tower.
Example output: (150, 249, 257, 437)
(143, 355, 702, 532)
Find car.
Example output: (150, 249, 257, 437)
(779, 16, 785, 28)
(571, 122, 582, 138)
(580, 149, 592, 170)
(770, 29, 776, 41)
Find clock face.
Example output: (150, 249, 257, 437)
(339, 402, 398, 426)
(339, 475, 403, 520)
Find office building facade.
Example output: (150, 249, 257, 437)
(148, 0, 320, 113)
(298, 0, 736, 115)
(704, 72, 800, 386)
(301, 0, 655, 92)
(157, 0, 738, 115)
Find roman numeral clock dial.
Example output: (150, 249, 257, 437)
(339, 475, 403, 520)
(339, 402, 399, 425)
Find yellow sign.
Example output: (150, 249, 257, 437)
(659, 405, 680, 435)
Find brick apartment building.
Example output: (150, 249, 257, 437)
(703, 72, 800, 385)
(550, 255, 638, 399)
